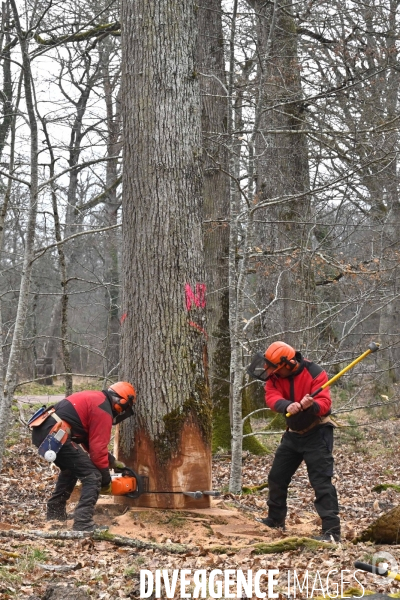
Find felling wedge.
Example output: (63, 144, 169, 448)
(111, 467, 220, 500)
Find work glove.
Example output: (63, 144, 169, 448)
(100, 482, 112, 495)
(113, 460, 126, 472)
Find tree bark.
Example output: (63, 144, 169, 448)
(0, 0, 39, 466)
(197, 0, 231, 454)
(252, 0, 314, 350)
(99, 37, 123, 379)
(118, 0, 212, 508)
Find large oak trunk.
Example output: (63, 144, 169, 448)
(118, 0, 212, 508)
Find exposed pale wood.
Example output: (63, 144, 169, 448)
(116, 421, 211, 509)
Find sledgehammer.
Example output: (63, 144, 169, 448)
(354, 561, 400, 582)
(286, 342, 380, 417)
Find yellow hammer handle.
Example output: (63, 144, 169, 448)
(285, 344, 379, 417)
(317, 348, 373, 390)
(389, 571, 400, 582)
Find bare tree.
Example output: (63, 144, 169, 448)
(0, 0, 39, 465)
(117, 0, 212, 507)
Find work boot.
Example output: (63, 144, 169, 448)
(256, 516, 285, 530)
(312, 530, 341, 542)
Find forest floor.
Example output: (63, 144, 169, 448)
(0, 396, 400, 599)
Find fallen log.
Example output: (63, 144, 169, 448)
(207, 536, 336, 555)
(38, 562, 81, 572)
(253, 536, 336, 554)
(0, 528, 190, 554)
(242, 482, 269, 494)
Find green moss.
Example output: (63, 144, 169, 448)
(373, 484, 400, 493)
(211, 319, 267, 455)
(355, 505, 400, 543)
(265, 412, 287, 430)
(242, 482, 268, 494)
(242, 386, 268, 455)
(212, 395, 268, 456)
(154, 378, 212, 464)
(211, 291, 231, 453)
(94, 531, 115, 541)
(210, 289, 267, 455)
(253, 536, 335, 554)
(243, 431, 267, 455)
(212, 407, 231, 453)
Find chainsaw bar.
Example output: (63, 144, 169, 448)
(118, 467, 220, 499)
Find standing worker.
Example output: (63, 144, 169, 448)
(259, 342, 340, 541)
(29, 382, 136, 532)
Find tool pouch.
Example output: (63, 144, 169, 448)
(38, 419, 71, 463)
(28, 406, 55, 428)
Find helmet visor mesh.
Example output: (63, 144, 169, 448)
(247, 352, 273, 382)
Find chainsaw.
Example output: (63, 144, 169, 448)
(111, 467, 220, 500)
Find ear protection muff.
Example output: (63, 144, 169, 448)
(112, 394, 135, 414)
(280, 356, 297, 370)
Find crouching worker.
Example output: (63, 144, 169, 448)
(29, 382, 136, 532)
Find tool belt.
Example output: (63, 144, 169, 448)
(289, 416, 334, 435)
(28, 406, 71, 462)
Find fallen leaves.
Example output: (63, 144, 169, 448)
(0, 418, 400, 598)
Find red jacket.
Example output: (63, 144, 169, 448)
(53, 391, 113, 471)
(265, 354, 331, 431)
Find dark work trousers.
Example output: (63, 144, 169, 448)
(32, 419, 102, 531)
(267, 425, 340, 535)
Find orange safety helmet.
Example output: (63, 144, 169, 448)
(108, 381, 136, 414)
(264, 341, 297, 375)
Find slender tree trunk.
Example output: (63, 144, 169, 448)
(376, 5, 400, 383)
(252, 0, 313, 350)
(0, 1, 13, 160)
(99, 40, 122, 378)
(117, 0, 212, 508)
(0, 0, 39, 465)
(197, 0, 231, 453)
(39, 118, 73, 393)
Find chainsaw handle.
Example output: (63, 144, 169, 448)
(118, 466, 145, 499)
